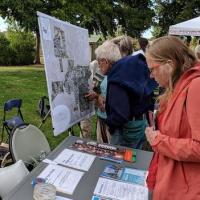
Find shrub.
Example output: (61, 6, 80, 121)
(0, 33, 13, 65)
(7, 30, 35, 65)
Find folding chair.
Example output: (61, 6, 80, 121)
(1, 99, 25, 143)
(9, 124, 51, 170)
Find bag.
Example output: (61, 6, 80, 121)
(38, 96, 50, 118)
(122, 120, 147, 149)
(0, 143, 12, 167)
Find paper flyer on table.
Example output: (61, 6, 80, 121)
(94, 177, 148, 200)
(121, 167, 148, 186)
(56, 197, 73, 200)
(53, 148, 95, 171)
(37, 164, 84, 194)
(101, 164, 148, 186)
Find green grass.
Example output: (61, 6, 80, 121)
(0, 65, 96, 150)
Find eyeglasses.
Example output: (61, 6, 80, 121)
(149, 64, 160, 75)
(97, 58, 107, 65)
(149, 60, 173, 77)
(97, 58, 112, 66)
(149, 62, 170, 74)
(97, 58, 103, 64)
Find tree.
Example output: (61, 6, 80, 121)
(0, 30, 34, 65)
(7, 30, 35, 65)
(0, 0, 63, 64)
(152, 0, 200, 37)
(0, 0, 154, 64)
(57, 0, 154, 38)
(0, 32, 12, 65)
(114, 0, 154, 37)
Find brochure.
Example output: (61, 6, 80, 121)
(56, 197, 72, 200)
(101, 164, 148, 186)
(37, 164, 84, 194)
(91, 196, 111, 200)
(94, 177, 148, 200)
(53, 148, 95, 171)
(71, 139, 136, 162)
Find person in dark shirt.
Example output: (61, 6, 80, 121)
(95, 40, 157, 149)
(85, 36, 134, 144)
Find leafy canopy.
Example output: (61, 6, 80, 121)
(0, 0, 154, 37)
(152, 0, 200, 37)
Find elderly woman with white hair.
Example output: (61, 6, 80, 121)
(94, 40, 157, 149)
(85, 37, 134, 144)
(84, 41, 122, 143)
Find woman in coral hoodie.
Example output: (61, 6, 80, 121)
(145, 36, 200, 200)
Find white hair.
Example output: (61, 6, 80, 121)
(95, 40, 122, 63)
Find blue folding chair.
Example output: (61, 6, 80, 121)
(1, 99, 25, 143)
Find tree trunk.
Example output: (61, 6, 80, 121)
(35, 30, 41, 64)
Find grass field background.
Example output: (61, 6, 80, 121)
(0, 65, 96, 150)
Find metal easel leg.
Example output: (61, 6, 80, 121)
(39, 110, 51, 128)
(68, 123, 83, 137)
(77, 122, 83, 138)
(68, 127, 74, 136)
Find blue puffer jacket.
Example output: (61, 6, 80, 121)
(105, 54, 158, 133)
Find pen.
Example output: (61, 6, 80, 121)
(148, 105, 158, 131)
(148, 111, 155, 130)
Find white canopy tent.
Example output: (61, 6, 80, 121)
(169, 16, 200, 36)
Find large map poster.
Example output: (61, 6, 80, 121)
(37, 12, 94, 136)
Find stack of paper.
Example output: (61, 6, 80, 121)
(37, 164, 84, 194)
(94, 178, 148, 200)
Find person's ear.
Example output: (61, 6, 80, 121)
(168, 64, 173, 73)
(167, 60, 174, 73)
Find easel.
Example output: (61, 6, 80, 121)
(66, 122, 83, 137)
(38, 109, 83, 137)
(39, 109, 51, 129)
